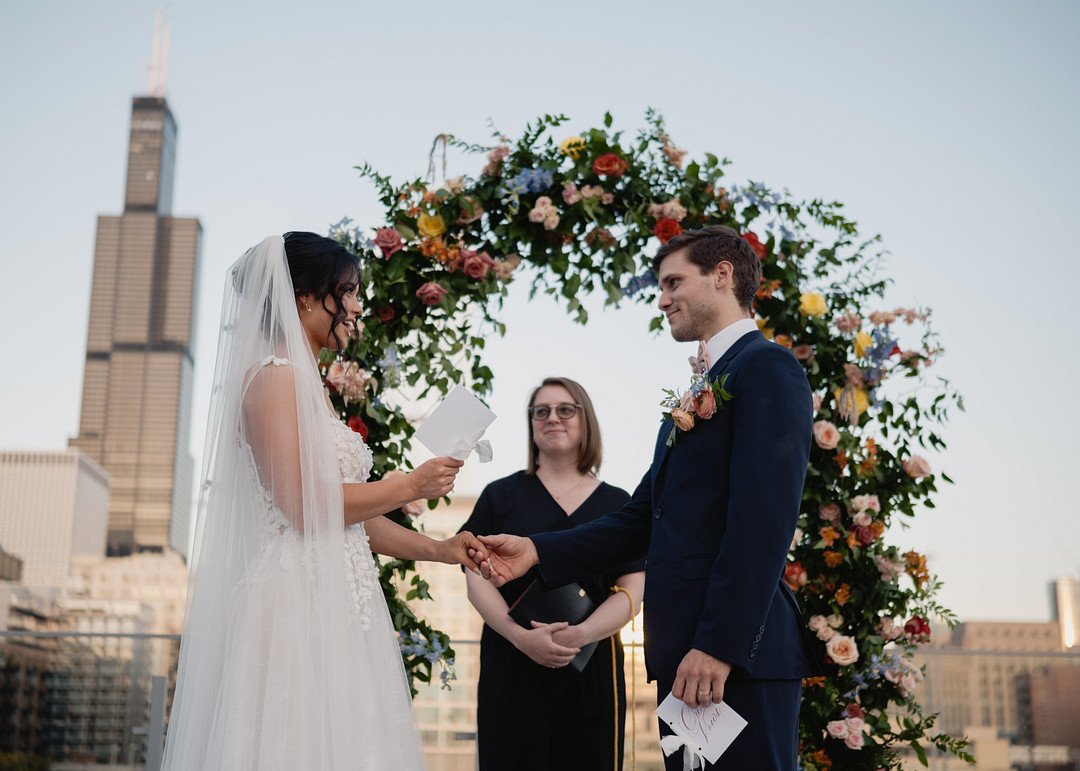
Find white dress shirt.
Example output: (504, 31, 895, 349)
(702, 318, 759, 369)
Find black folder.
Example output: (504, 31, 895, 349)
(506, 578, 599, 672)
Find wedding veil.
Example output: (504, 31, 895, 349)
(162, 235, 359, 768)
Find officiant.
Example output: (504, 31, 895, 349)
(460, 376, 645, 771)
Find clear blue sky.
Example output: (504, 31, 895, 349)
(1, 0, 1077, 622)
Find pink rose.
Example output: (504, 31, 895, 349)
(808, 615, 827, 632)
(793, 344, 814, 362)
(877, 617, 903, 641)
(816, 625, 838, 642)
(693, 389, 717, 420)
(819, 503, 841, 522)
(852, 511, 872, 528)
(813, 420, 840, 450)
(844, 731, 865, 750)
(374, 227, 404, 258)
(825, 635, 859, 666)
(415, 282, 448, 306)
(462, 250, 493, 280)
(874, 556, 904, 583)
(562, 183, 582, 205)
(528, 206, 548, 223)
(850, 494, 880, 513)
(826, 720, 849, 739)
(835, 313, 862, 333)
(845, 717, 865, 734)
(812, 393, 823, 413)
(855, 525, 876, 546)
(902, 455, 932, 479)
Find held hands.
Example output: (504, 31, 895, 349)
(672, 648, 732, 708)
(439, 531, 487, 574)
(470, 534, 539, 586)
(514, 621, 580, 668)
(408, 456, 464, 500)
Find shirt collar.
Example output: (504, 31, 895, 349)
(703, 318, 759, 368)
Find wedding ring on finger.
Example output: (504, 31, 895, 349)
(696, 690, 711, 698)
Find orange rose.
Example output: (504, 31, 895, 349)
(834, 583, 851, 606)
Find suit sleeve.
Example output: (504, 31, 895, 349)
(532, 468, 653, 590)
(691, 345, 812, 673)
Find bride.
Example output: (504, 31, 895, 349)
(162, 232, 484, 770)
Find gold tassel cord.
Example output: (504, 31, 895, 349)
(610, 586, 637, 771)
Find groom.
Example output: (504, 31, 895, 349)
(475, 225, 819, 769)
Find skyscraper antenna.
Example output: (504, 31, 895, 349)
(148, 12, 170, 97)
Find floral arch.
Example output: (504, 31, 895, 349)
(324, 111, 970, 768)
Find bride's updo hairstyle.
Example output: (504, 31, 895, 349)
(283, 231, 362, 350)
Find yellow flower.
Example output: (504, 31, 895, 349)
(417, 213, 446, 238)
(558, 135, 586, 158)
(833, 387, 869, 416)
(799, 292, 828, 317)
(854, 331, 873, 358)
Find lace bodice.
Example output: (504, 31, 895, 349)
(240, 357, 379, 628)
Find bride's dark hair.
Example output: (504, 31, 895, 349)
(283, 231, 362, 350)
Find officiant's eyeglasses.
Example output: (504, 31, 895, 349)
(527, 403, 582, 421)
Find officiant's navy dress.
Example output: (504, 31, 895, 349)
(461, 471, 644, 771)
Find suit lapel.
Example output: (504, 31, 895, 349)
(652, 330, 763, 492)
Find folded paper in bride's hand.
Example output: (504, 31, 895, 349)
(414, 385, 496, 463)
(657, 692, 747, 767)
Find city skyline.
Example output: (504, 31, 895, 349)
(1, 1, 1077, 624)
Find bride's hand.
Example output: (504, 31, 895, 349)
(438, 531, 486, 573)
(407, 456, 463, 500)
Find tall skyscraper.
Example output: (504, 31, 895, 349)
(1050, 575, 1080, 650)
(70, 95, 200, 559)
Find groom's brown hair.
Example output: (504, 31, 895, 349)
(652, 225, 761, 311)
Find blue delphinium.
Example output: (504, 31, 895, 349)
(621, 268, 658, 299)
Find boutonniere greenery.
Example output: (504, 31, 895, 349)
(660, 372, 733, 446)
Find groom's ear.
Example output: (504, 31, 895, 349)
(713, 260, 734, 290)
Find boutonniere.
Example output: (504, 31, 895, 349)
(660, 372, 733, 446)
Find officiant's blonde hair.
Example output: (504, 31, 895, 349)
(526, 377, 603, 476)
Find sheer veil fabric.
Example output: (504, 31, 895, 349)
(162, 236, 425, 769)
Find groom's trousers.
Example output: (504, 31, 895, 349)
(657, 677, 801, 771)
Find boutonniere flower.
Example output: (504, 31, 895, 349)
(660, 372, 733, 446)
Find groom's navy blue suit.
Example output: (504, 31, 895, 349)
(532, 330, 819, 770)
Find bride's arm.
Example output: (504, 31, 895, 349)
(243, 362, 461, 530)
(363, 515, 485, 569)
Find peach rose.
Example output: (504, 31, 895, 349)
(825, 635, 859, 666)
(671, 408, 695, 432)
(902, 455, 932, 479)
(693, 389, 717, 420)
(415, 281, 449, 307)
(455, 196, 484, 225)
(813, 420, 840, 450)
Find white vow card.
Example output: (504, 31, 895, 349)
(413, 385, 496, 461)
(657, 692, 748, 765)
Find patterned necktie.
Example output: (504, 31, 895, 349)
(688, 340, 710, 375)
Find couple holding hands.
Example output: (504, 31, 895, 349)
(163, 225, 816, 771)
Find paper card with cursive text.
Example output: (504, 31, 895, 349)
(656, 692, 748, 764)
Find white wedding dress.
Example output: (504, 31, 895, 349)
(196, 359, 427, 769)
(163, 236, 427, 770)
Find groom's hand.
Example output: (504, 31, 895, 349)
(673, 649, 732, 708)
(471, 534, 538, 586)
